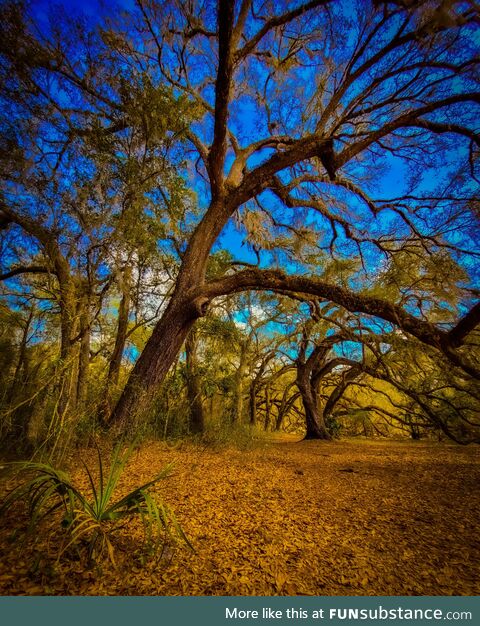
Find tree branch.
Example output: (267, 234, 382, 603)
(202, 267, 480, 379)
(449, 302, 480, 347)
(338, 94, 480, 166)
(208, 0, 236, 198)
(235, 0, 332, 62)
(0, 265, 49, 281)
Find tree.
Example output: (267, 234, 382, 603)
(107, 0, 480, 428)
(1, 1, 479, 436)
(0, 1, 195, 439)
(184, 327, 205, 433)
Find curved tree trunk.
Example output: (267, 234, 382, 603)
(296, 334, 332, 440)
(298, 380, 331, 440)
(108, 291, 206, 431)
(275, 386, 298, 432)
(296, 361, 331, 440)
(107, 190, 223, 430)
(322, 365, 362, 427)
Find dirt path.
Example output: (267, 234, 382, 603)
(1, 439, 479, 595)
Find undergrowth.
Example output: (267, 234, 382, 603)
(0, 442, 192, 567)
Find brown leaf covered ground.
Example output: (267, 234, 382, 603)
(0, 438, 479, 596)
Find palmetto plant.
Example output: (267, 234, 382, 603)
(0, 443, 192, 565)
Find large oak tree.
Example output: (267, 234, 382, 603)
(1, 0, 479, 435)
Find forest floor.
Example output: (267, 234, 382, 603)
(0, 437, 479, 596)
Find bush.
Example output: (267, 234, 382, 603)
(0, 442, 192, 566)
(199, 420, 265, 451)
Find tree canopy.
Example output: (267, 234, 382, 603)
(0, 0, 479, 451)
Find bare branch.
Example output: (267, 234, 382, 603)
(0, 265, 49, 281)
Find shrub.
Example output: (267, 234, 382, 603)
(0, 442, 192, 566)
(199, 420, 265, 451)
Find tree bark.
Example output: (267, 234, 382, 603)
(232, 341, 248, 422)
(8, 308, 33, 404)
(275, 385, 298, 432)
(108, 291, 207, 430)
(185, 327, 205, 434)
(296, 366, 331, 440)
(100, 266, 132, 422)
(76, 293, 91, 411)
(263, 385, 272, 431)
(57, 277, 80, 418)
(295, 332, 333, 440)
(249, 381, 257, 425)
(322, 365, 362, 434)
(108, 266, 132, 388)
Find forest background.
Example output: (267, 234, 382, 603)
(1, 0, 479, 454)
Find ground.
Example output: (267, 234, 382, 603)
(0, 438, 479, 596)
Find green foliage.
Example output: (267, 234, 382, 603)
(199, 420, 265, 452)
(119, 74, 197, 142)
(205, 250, 234, 280)
(325, 413, 342, 439)
(0, 443, 192, 565)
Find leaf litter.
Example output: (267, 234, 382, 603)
(0, 439, 479, 596)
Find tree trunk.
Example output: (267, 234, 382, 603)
(185, 327, 205, 434)
(8, 308, 33, 404)
(263, 385, 271, 431)
(232, 341, 248, 422)
(322, 366, 361, 429)
(100, 266, 132, 422)
(8, 310, 34, 444)
(108, 292, 205, 430)
(108, 266, 132, 388)
(299, 385, 331, 439)
(76, 294, 91, 411)
(275, 386, 297, 432)
(56, 275, 80, 418)
(296, 365, 331, 440)
(249, 382, 257, 425)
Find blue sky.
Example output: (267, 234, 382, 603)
(15, 0, 480, 310)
